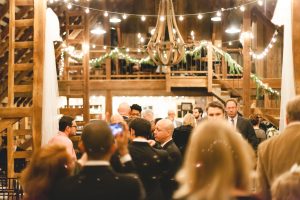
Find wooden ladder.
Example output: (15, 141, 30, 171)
(0, 0, 46, 178)
(61, 3, 90, 126)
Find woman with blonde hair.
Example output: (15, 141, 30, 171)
(174, 120, 259, 200)
(21, 144, 73, 200)
(173, 113, 195, 156)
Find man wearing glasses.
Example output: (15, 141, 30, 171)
(48, 115, 77, 161)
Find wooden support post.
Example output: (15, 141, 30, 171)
(105, 90, 112, 119)
(166, 66, 171, 92)
(242, 9, 251, 117)
(8, 0, 15, 107)
(83, 5, 90, 123)
(32, 0, 46, 150)
(7, 127, 14, 178)
(293, 0, 300, 94)
(207, 42, 213, 93)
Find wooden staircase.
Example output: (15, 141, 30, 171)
(60, 2, 90, 127)
(0, 0, 46, 178)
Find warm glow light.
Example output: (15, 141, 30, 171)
(216, 11, 222, 17)
(225, 26, 241, 34)
(258, 0, 263, 6)
(104, 11, 109, 17)
(179, 15, 184, 21)
(85, 8, 90, 14)
(211, 16, 221, 22)
(109, 17, 121, 23)
(122, 14, 127, 19)
(160, 16, 165, 21)
(141, 15, 146, 21)
(240, 5, 245, 12)
(67, 3, 72, 9)
(91, 28, 106, 35)
(197, 14, 203, 20)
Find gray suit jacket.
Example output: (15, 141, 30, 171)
(257, 122, 300, 200)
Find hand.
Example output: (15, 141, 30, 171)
(147, 139, 156, 147)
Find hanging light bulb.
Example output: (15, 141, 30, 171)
(122, 14, 128, 19)
(141, 15, 146, 21)
(240, 5, 245, 12)
(197, 14, 203, 20)
(85, 8, 90, 14)
(104, 11, 109, 17)
(91, 22, 106, 35)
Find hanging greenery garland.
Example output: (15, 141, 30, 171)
(63, 41, 279, 96)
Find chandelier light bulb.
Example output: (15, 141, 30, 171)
(240, 5, 245, 12)
(258, 0, 263, 6)
(85, 8, 90, 14)
(141, 15, 146, 21)
(197, 14, 203, 20)
(160, 16, 165, 21)
(67, 3, 72, 9)
(179, 15, 184, 21)
(104, 11, 109, 17)
(122, 14, 127, 19)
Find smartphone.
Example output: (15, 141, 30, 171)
(109, 123, 123, 136)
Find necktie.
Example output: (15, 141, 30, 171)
(231, 118, 235, 126)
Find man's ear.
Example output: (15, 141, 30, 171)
(130, 128, 135, 138)
(286, 115, 290, 125)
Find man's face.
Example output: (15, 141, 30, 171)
(69, 121, 77, 136)
(193, 109, 201, 119)
(207, 107, 224, 120)
(226, 101, 238, 118)
(130, 109, 141, 118)
(154, 121, 170, 144)
(168, 111, 175, 121)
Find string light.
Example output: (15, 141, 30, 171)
(250, 30, 278, 60)
(60, 0, 259, 20)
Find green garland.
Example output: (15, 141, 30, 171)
(64, 41, 279, 96)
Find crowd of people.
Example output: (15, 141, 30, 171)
(19, 96, 300, 200)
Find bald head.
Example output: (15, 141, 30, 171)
(81, 120, 114, 160)
(154, 119, 174, 144)
(118, 102, 130, 117)
(110, 114, 125, 124)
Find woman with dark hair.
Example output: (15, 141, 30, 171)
(21, 144, 73, 200)
(250, 114, 267, 143)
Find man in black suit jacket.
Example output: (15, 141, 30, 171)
(154, 119, 182, 200)
(129, 118, 171, 200)
(225, 99, 259, 150)
(53, 120, 145, 200)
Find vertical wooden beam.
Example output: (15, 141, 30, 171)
(7, 127, 14, 178)
(207, 42, 213, 93)
(32, 0, 46, 150)
(166, 66, 171, 92)
(293, 0, 300, 94)
(104, 16, 111, 80)
(8, 0, 15, 107)
(83, 3, 90, 123)
(242, 9, 251, 117)
(105, 90, 112, 117)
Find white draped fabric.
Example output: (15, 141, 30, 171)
(41, 8, 62, 145)
(272, 0, 295, 131)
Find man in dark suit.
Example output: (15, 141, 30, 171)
(257, 96, 300, 200)
(128, 118, 171, 200)
(53, 120, 145, 200)
(225, 99, 259, 150)
(154, 119, 182, 200)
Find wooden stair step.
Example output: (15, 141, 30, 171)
(0, 107, 33, 118)
(67, 39, 84, 44)
(0, 118, 20, 132)
(14, 150, 32, 159)
(15, 18, 34, 27)
(14, 84, 33, 93)
(66, 25, 85, 30)
(14, 63, 33, 71)
(14, 41, 34, 48)
(15, 0, 33, 6)
(14, 129, 32, 136)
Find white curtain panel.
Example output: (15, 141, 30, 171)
(42, 8, 61, 145)
(272, 0, 295, 131)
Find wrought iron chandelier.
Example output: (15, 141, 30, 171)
(147, 0, 185, 66)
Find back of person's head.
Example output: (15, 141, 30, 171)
(174, 120, 254, 200)
(250, 114, 260, 126)
(130, 104, 142, 113)
(110, 114, 125, 124)
(59, 115, 74, 132)
(286, 96, 300, 123)
(129, 118, 151, 139)
(183, 113, 196, 127)
(142, 109, 154, 121)
(206, 101, 225, 113)
(272, 164, 300, 200)
(81, 120, 114, 160)
(21, 144, 72, 200)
